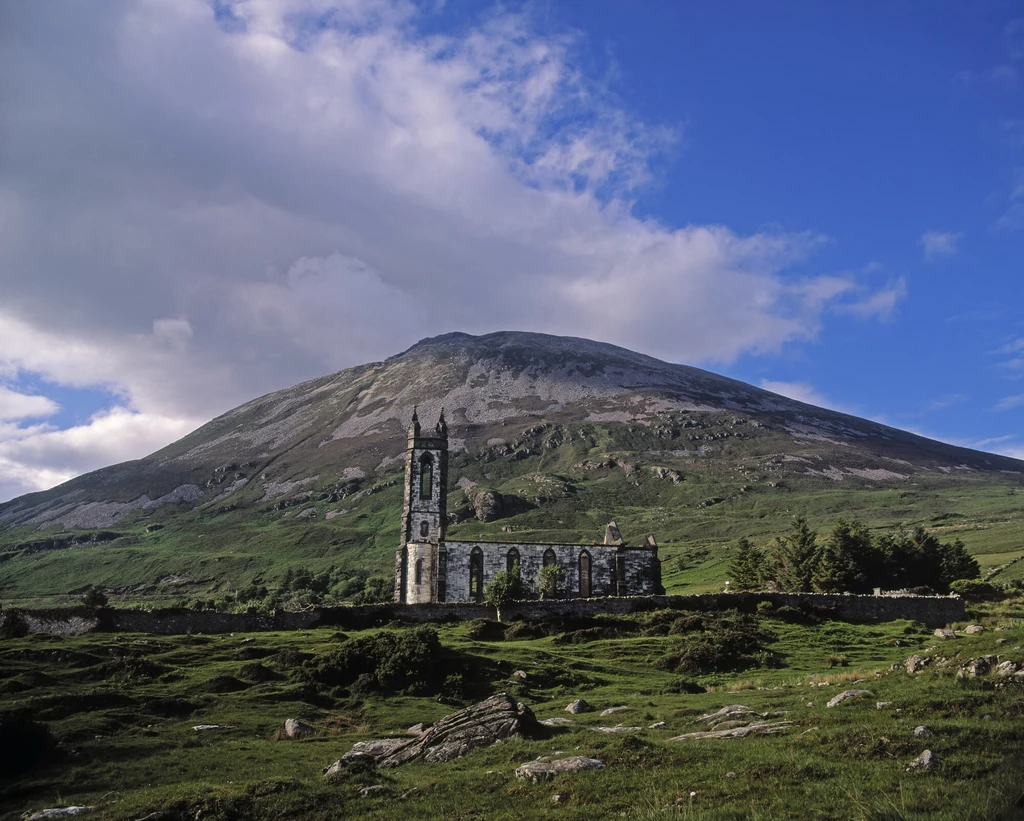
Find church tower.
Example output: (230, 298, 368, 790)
(395, 408, 449, 603)
(401, 407, 448, 545)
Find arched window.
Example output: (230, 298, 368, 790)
(415, 557, 423, 585)
(469, 547, 484, 603)
(419, 453, 433, 500)
(542, 548, 556, 567)
(420, 520, 429, 539)
(579, 550, 592, 598)
(506, 548, 520, 574)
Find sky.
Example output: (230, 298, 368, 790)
(0, 0, 1022, 503)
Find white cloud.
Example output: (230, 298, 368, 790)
(994, 394, 1024, 411)
(0, 386, 59, 421)
(759, 380, 850, 413)
(835, 278, 907, 321)
(0, 0, 902, 501)
(920, 231, 962, 261)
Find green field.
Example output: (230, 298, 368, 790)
(3, 599, 1024, 820)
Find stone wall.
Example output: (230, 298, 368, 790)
(5, 590, 963, 636)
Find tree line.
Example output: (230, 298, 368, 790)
(728, 517, 980, 594)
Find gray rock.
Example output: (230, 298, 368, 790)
(407, 722, 431, 735)
(693, 705, 752, 725)
(358, 785, 386, 797)
(513, 669, 528, 680)
(826, 689, 872, 708)
(904, 655, 929, 674)
(670, 720, 793, 740)
(964, 624, 985, 634)
(600, 706, 630, 716)
(957, 656, 996, 678)
(906, 750, 938, 772)
(23, 810, 94, 820)
(648, 721, 666, 729)
(914, 726, 932, 737)
(876, 702, 893, 710)
(358, 693, 543, 768)
(342, 738, 409, 762)
(515, 756, 606, 781)
(473, 491, 503, 522)
(565, 699, 594, 714)
(934, 629, 956, 639)
(995, 660, 1020, 677)
(541, 717, 574, 727)
(282, 718, 316, 739)
(593, 725, 642, 734)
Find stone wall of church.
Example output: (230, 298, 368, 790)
(441, 540, 659, 603)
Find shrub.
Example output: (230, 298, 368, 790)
(538, 564, 563, 599)
(485, 562, 525, 606)
(949, 580, 1003, 601)
(82, 587, 108, 608)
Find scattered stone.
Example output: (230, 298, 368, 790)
(670, 720, 794, 740)
(957, 656, 996, 678)
(692, 705, 752, 725)
(341, 694, 542, 769)
(964, 624, 985, 634)
(648, 721, 666, 729)
(551, 793, 569, 805)
(725, 772, 737, 778)
(914, 726, 932, 737)
(593, 725, 642, 734)
(995, 660, 1020, 677)
(565, 699, 594, 714)
(876, 702, 893, 710)
(282, 719, 316, 739)
(515, 756, 605, 781)
(407, 722, 431, 735)
(934, 629, 956, 639)
(541, 717, 574, 727)
(710, 720, 751, 731)
(906, 750, 938, 772)
(826, 689, 872, 708)
(23, 809, 94, 820)
(600, 706, 631, 716)
(358, 785, 386, 797)
(904, 655, 929, 674)
(513, 670, 528, 680)
(192, 724, 231, 732)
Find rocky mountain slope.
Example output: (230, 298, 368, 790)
(2, 331, 1022, 604)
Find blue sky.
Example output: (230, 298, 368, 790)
(0, 0, 1021, 502)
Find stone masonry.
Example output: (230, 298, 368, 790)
(394, 411, 661, 603)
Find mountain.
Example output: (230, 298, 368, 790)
(2, 331, 1022, 605)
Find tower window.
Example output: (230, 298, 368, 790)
(419, 453, 433, 500)
(420, 520, 429, 539)
(415, 557, 423, 585)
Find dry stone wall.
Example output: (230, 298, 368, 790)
(5, 590, 964, 636)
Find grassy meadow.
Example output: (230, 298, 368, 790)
(2, 600, 1024, 820)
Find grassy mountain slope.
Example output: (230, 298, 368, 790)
(1, 331, 1022, 606)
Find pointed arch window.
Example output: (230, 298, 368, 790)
(469, 547, 484, 603)
(579, 550, 592, 598)
(507, 548, 520, 574)
(542, 548, 556, 567)
(419, 453, 434, 500)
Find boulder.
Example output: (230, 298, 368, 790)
(692, 705, 751, 725)
(995, 660, 1020, 677)
(593, 725, 642, 734)
(407, 722, 431, 735)
(541, 717, 574, 727)
(906, 750, 938, 772)
(342, 693, 542, 769)
(515, 756, 606, 781)
(826, 689, 871, 708)
(473, 491, 504, 522)
(282, 719, 316, 739)
(670, 720, 793, 740)
(914, 726, 932, 737)
(934, 629, 956, 639)
(600, 706, 630, 716)
(964, 624, 985, 635)
(565, 699, 594, 714)
(904, 655, 929, 674)
(957, 656, 996, 678)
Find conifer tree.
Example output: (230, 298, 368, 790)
(728, 537, 762, 591)
(770, 516, 818, 592)
(812, 519, 872, 593)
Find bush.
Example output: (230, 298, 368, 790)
(949, 580, 1003, 601)
(82, 587, 108, 608)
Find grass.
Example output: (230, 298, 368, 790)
(2, 601, 1024, 820)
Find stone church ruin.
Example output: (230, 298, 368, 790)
(394, 410, 661, 604)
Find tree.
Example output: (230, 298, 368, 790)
(770, 517, 818, 592)
(812, 519, 873, 593)
(537, 564, 563, 600)
(485, 562, 525, 606)
(81, 588, 108, 608)
(938, 538, 980, 588)
(728, 538, 762, 591)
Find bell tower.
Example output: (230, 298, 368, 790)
(401, 407, 448, 546)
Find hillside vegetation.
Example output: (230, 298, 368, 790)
(1, 332, 1021, 607)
